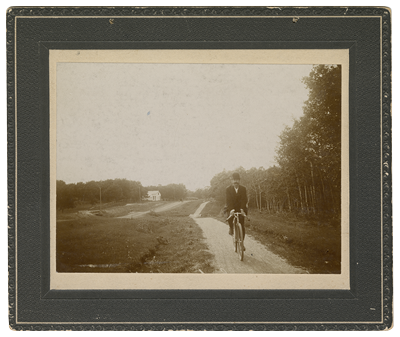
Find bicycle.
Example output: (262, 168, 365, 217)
(226, 211, 246, 261)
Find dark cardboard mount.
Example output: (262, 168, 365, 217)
(7, 7, 392, 330)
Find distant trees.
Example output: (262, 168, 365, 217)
(209, 65, 341, 218)
(56, 180, 75, 212)
(187, 187, 211, 200)
(56, 179, 144, 211)
(209, 170, 232, 205)
(56, 179, 190, 211)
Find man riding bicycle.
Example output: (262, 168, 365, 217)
(226, 172, 248, 250)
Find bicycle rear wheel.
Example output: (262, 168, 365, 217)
(236, 223, 244, 261)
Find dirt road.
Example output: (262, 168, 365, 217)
(118, 201, 190, 219)
(191, 202, 307, 274)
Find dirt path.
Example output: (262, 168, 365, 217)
(190, 200, 209, 218)
(191, 202, 307, 274)
(118, 201, 190, 219)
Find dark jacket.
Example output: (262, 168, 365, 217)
(226, 184, 248, 215)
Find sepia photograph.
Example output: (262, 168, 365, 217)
(51, 49, 349, 290)
(7, 5, 391, 330)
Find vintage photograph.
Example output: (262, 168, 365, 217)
(8, 7, 391, 329)
(51, 50, 348, 289)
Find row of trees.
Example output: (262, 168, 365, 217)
(207, 65, 341, 217)
(57, 179, 188, 212)
(57, 179, 144, 211)
(187, 187, 210, 200)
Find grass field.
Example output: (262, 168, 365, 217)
(56, 200, 215, 273)
(201, 201, 341, 274)
(57, 201, 166, 220)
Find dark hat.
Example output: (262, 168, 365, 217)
(232, 172, 240, 180)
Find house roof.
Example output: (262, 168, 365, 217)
(147, 191, 160, 195)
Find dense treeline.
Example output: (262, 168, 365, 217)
(207, 65, 341, 218)
(56, 179, 144, 212)
(56, 179, 187, 212)
(187, 188, 210, 200)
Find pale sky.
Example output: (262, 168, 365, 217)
(56, 62, 313, 191)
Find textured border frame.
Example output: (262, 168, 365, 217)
(7, 6, 392, 331)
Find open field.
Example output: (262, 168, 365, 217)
(56, 201, 167, 220)
(102, 201, 165, 217)
(200, 201, 341, 274)
(56, 200, 215, 273)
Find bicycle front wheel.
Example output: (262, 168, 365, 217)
(233, 218, 238, 252)
(237, 223, 244, 261)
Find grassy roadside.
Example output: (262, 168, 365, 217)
(201, 201, 341, 274)
(137, 199, 214, 273)
(56, 200, 215, 273)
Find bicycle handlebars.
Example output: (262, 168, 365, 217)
(226, 211, 250, 222)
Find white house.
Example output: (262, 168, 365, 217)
(146, 191, 161, 201)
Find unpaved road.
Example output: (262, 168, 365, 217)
(191, 202, 307, 274)
(118, 201, 190, 219)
